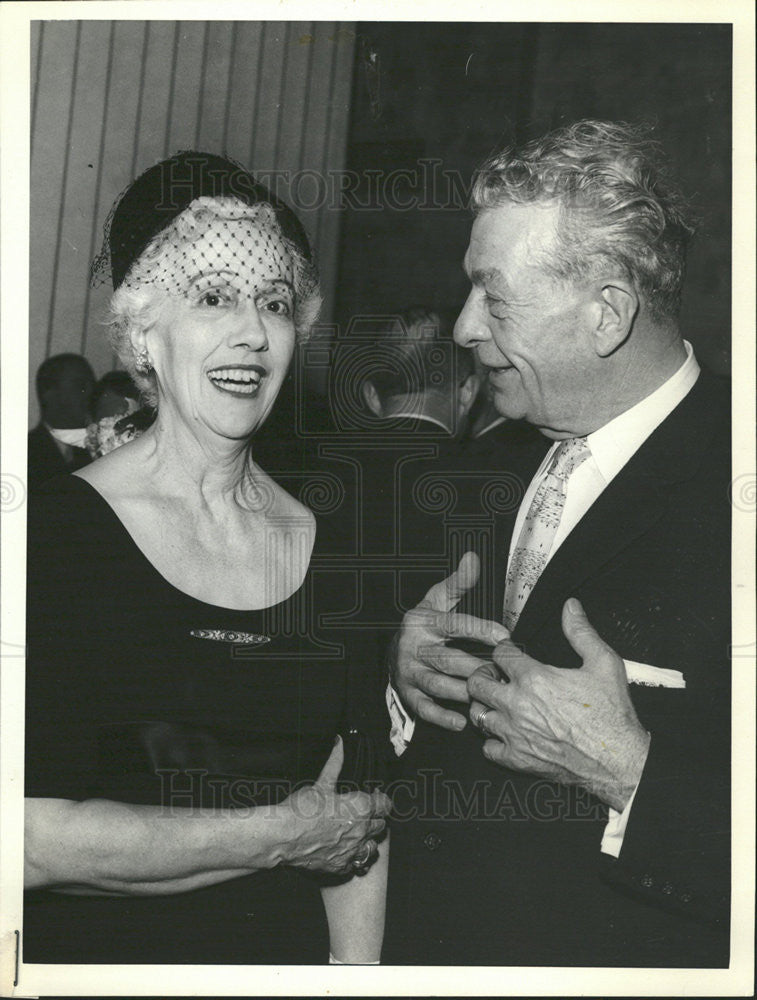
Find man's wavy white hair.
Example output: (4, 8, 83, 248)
(471, 120, 697, 321)
(106, 196, 321, 407)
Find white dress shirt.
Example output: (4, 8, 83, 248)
(44, 423, 90, 462)
(45, 423, 89, 448)
(388, 341, 701, 857)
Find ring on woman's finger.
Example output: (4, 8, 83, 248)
(472, 705, 495, 735)
(351, 839, 376, 873)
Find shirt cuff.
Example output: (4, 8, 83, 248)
(600, 772, 643, 858)
(601, 791, 636, 858)
(386, 683, 415, 756)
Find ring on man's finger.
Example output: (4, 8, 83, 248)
(472, 705, 495, 735)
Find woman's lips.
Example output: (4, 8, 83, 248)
(206, 365, 266, 396)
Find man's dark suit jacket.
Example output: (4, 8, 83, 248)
(383, 369, 731, 967)
(28, 424, 90, 491)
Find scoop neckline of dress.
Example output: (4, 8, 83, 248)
(67, 473, 317, 614)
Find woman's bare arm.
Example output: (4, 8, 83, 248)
(25, 744, 391, 896)
(320, 833, 390, 963)
(25, 797, 283, 895)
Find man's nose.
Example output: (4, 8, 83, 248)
(454, 292, 489, 348)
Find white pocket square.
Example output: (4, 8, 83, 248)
(624, 659, 686, 688)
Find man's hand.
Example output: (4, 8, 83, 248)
(389, 551, 510, 731)
(467, 598, 651, 811)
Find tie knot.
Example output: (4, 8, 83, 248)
(548, 436, 590, 481)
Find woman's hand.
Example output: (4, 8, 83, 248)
(275, 738, 391, 876)
(24, 740, 390, 896)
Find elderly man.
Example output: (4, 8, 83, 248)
(383, 121, 730, 966)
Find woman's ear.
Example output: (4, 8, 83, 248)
(594, 280, 639, 357)
(128, 322, 149, 360)
(361, 380, 383, 417)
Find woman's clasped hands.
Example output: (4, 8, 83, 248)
(274, 736, 390, 877)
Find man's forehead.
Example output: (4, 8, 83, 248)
(465, 201, 561, 275)
(462, 238, 506, 285)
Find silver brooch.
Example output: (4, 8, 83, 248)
(189, 629, 271, 645)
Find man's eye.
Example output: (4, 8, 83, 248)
(484, 293, 507, 315)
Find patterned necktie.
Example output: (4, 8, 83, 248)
(503, 436, 591, 631)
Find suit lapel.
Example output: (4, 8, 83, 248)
(510, 370, 725, 647)
(512, 467, 666, 645)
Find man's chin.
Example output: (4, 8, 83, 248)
(489, 382, 527, 421)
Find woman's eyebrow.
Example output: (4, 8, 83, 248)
(183, 270, 295, 294)
(186, 267, 238, 285)
(257, 278, 294, 292)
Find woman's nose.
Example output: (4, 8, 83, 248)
(228, 303, 269, 351)
(453, 292, 490, 348)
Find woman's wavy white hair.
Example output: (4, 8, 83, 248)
(106, 196, 321, 407)
(471, 120, 697, 321)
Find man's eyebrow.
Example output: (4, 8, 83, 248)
(468, 266, 506, 287)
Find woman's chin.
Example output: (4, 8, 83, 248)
(181, 407, 271, 444)
(197, 387, 279, 437)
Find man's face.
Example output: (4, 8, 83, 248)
(454, 201, 600, 438)
(45, 364, 95, 427)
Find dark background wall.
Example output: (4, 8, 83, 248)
(336, 22, 731, 374)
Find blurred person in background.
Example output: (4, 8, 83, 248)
(85, 370, 155, 459)
(28, 353, 94, 489)
(361, 307, 479, 438)
(91, 369, 141, 421)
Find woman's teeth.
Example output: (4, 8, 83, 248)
(207, 368, 264, 394)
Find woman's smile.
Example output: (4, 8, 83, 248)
(206, 364, 267, 396)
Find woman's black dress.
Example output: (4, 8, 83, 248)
(24, 474, 384, 964)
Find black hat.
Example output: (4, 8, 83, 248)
(103, 150, 312, 290)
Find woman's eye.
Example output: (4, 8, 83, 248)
(262, 298, 291, 317)
(198, 287, 234, 308)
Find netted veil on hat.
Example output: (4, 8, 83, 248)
(91, 150, 314, 290)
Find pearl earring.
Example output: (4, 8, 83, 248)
(135, 349, 152, 374)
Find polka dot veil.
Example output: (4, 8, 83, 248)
(115, 197, 318, 309)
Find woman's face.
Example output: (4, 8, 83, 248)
(143, 215, 297, 442)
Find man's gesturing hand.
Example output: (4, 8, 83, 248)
(467, 598, 651, 811)
(389, 551, 510, 732)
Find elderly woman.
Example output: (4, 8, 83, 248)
(24, 152, 390, 965)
